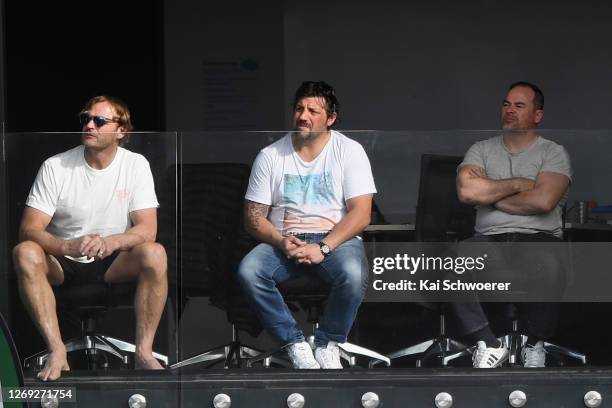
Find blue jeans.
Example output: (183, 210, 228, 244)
(237, 233, 368, 347)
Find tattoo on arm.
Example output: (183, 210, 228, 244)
(245, 200, 270, 229)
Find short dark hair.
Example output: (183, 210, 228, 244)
(292, 81, 340, 126)
(508, 81, 544, 110)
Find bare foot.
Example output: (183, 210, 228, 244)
(135, 353, 164, 370)
(37, 349, 70, 381)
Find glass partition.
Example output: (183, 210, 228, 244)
(4, 128, 612, 384)
(174, 131, 283, 372)
(176, 129, 612, 371)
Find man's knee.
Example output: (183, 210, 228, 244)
(532, 251, 564, 284)
(134, 242, 167, 278)
(13, 241, 47, 279)
(237, 245, 273, 288)
(237, 254, 261, 288)
(335, 258, 367, 297)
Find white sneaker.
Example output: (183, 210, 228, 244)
(521, 341, 546, 368)
(472, 341, 509, 368)
(286, 341, 320, 369)
(314, 341, 343, 369)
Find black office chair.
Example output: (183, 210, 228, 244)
(380, 154, 475, 367)
(168, 163, 268, 370)
(406, 157, 586, 367)
(23, 282, 168, 371)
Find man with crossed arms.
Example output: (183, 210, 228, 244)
(455, 81, 572, 368)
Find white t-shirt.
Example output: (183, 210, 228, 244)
(26, 145, 159, 242)
(245, 130, 376, 235)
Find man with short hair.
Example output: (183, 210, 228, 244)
(455, 81, 572, 368)
(13, 96, 167, 381)
(237, 81, 376, 369)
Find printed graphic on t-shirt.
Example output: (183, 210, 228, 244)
(281, 211, 336, 233)
(283, 173, 334, 205)
(115, 189, 130, 200)
(281, 172, 337, 233)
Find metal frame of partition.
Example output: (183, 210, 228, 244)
(1, 127, 7, 323)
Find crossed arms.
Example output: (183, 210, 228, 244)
(456, 165, 570, 215)
(19, 206, 157, 260)
(244, 194, 372, 265)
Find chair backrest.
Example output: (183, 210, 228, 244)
(415, 154, 476, 242)
(162, 163, 259, 325)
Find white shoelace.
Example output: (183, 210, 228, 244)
(317, 345, 341, 367)
(523, 344, 546, 367)
(473, 341, 506, 368)
(288, 342, 317, 368)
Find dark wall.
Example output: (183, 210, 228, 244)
(0, 0, 6, 320)
(0, 0, 5, 123)
(164, 0, 286, 131)
(4, 0, 164, 132)
(284, 0, 612, 130)
(2, 0, 166, 352)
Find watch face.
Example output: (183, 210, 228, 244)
(319, 243, 331, 255)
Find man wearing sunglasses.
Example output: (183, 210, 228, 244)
(13, 96, 167, 381)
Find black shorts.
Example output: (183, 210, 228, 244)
(55, 253, 120, 286)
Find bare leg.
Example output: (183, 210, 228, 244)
(105, 242, 168, 369)
(13, 241, 69, 381)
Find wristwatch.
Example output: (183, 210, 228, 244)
(318, 241, 331, 257)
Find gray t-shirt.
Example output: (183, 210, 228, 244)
(459, 135, 572, 237)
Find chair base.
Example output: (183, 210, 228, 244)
(415, 337, 469, 367)
(373, 311, 469, 367)
(338, 341, 391, 367)
(170, 325, 269, 369)
(502, 333, 587, 366)
(24, 334, 168, 370)
(169, 341, 265, 369)
(372, 336, 469, 368)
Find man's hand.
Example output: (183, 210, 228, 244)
(287, 243, 324, 265)
(279, 236, 306, 257)
(468, 166, 487, 178)
(493, 172, 570, 215)
(62, 235, 95, 258)
(80, 235, 105, 259)
(63, 235, 117, 259)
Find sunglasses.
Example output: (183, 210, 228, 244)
(79, 112, 118, 128)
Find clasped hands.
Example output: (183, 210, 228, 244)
(280, 236, 324, 265)
(65, 234, 117, 260)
